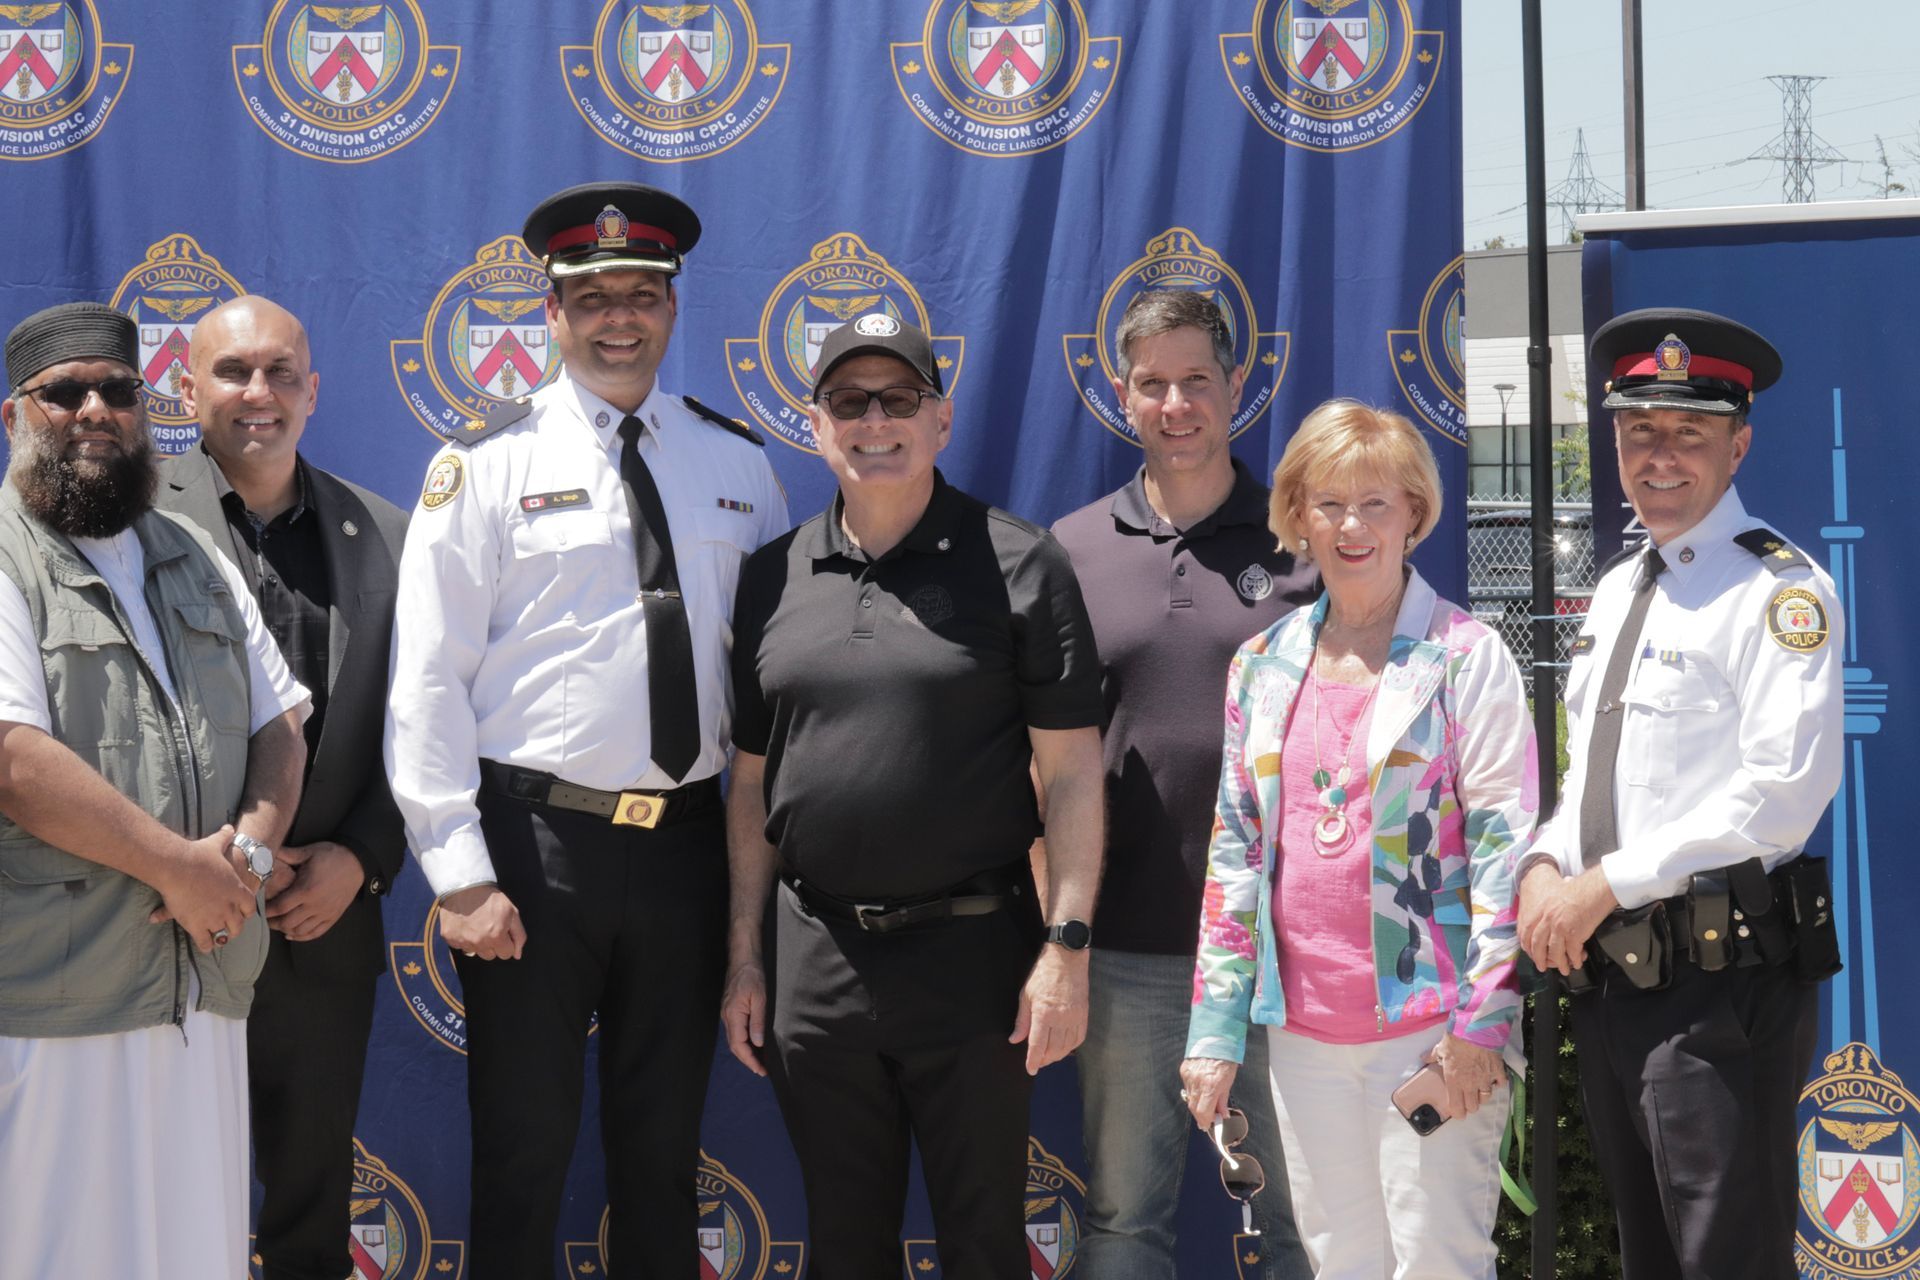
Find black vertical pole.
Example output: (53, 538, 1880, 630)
(1621, 0, 1647, 210)
(1522, 1, 1560, 1277)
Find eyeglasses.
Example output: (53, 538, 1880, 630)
(1210, 1108, 1266, 1201)
(21, 377, 144, 412)
(816, 385, 940, 421)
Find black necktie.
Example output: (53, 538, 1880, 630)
(616, 414, 699, 783)
(1578, 546, 1666, 869)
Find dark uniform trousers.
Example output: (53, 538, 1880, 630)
(1569, 956, 1818, 1280)
(454, 787, 728, 1280)
(765, 881, 1041, 1280)
(248, 933, 379, 1280)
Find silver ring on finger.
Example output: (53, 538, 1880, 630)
(462, 950, 477, 958)
(213, 929, 230, 946)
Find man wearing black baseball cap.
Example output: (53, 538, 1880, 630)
(1517, 308, 1844, 1279)
(387, 184, 787, 1278)
(722, 313, 1106, 1275)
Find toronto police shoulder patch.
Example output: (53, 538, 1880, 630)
(1766, 585, 1829, 653)
(419, 455, 464, 511)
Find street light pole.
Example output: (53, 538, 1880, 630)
(1495, 382, 1518, 496)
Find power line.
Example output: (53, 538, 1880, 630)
(1748, 75, 1852, 202)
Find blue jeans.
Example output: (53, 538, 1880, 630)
(1077, 948, 1310, 1280)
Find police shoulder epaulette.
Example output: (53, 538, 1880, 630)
(1598, 540, 1645, 578)
(682, 395, 765, 447)
(1733, 528, 1810, 574)
(451, 396, 533, 447)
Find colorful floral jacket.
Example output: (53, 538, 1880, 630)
(1186, 570, 1537, 1069)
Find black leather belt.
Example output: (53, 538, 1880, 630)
(782, 868, 1020, 934)
(479, 760, 718, 829)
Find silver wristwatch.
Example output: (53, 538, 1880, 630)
(232, 832, 275, 887)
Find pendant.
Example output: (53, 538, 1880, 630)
(1314, 808, 1350, 853)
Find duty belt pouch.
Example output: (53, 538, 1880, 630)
(1728, 858, 1788, 968)
(1594, 902, 1672, 991)
(1687, 869, 1734, 971)
(1782, 858, 1843, 983)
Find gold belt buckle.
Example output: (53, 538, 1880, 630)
(612, 790, 667, 829)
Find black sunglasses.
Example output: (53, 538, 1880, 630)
(1209, 1107, 1266, 1202)
(815, 385, 940, 421)
(22, 377, 144, 411)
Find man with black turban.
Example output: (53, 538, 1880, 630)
(0, 301, 312, 1278)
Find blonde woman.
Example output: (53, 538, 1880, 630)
(1180, 400, 1536, 1278)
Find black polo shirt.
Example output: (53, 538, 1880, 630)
(731, 472, 1104, 900)
(1052, 461, 1319, 954)
(215, 454, 332, 757)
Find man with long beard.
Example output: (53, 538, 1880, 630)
(0, 301, 310, 1279)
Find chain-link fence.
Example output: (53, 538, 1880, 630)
(1465, 497, 1596, 697)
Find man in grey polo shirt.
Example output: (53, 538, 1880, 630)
(1052, 290, 1316, 1278)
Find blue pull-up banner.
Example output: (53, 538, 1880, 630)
(2, 3, 1465, 1273)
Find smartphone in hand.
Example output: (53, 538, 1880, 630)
(1391, 1062, 1454, 1136)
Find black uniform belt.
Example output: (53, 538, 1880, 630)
(479, 760, 719, 830)
(782, 867, 1020, 934)
(1572, 857, 1834, 992)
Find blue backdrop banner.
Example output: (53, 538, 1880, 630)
(1, 3, 1465, 1275)
(1581, 201, 1920, 1280)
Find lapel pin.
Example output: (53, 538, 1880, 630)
(342, 520, 359, 537)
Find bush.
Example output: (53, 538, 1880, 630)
(1493, 703, 1622, 1278)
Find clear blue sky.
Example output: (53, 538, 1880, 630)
(1461, 2, 1920, 248)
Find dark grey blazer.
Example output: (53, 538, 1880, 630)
(157, 445, 409, 980)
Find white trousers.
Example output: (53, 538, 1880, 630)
(1266, 1023, 1508, 1280)
(0, 1003, 251, 1279)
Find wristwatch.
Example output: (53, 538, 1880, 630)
(232, 832, 275, 888)
(1044, 919, 1093, 951)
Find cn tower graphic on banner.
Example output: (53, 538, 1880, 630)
(1795, 389, 1916, 1280)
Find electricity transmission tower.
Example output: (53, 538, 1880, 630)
(1545, 128, 1624, 241)
(1749, 75, 1848, 202)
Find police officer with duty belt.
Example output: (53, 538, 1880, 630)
(386, 182, 788, 1278)
(1517, 307, 1844, 1280)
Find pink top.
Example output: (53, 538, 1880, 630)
(1272, 671, 1448, 1043)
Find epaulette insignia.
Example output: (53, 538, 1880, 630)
(1733, 528, 1810, 574)
(452, 395, 533, 447)
(683, 395, 765, 446)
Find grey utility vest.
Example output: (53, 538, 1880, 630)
(0, 488, 262, 1036)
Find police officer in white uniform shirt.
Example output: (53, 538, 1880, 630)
(1517, 308, 1844, 1280)
(385, 181, 787, 1280)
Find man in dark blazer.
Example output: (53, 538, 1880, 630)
(161, 295, 409, 1280)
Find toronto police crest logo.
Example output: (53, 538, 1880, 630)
(0, 0, 130, 160)
(392, 235, 561, 443)
(890, 1, 1119, 156)
(1386, 254, 1466, 446)
(559, 1, 790, 163)
(726, 233, 965, 453)
(563, 1151, 804, 1279)
(105, 234, 247, 454)
(1062, 228, 1288, 445)
(231, 2, 461, 163)
(1797, 1043, 1920, 1278)
(1219, 0, 1443, 152)
(248, 1140, 465, 1280)
(906, 1137, 1086, 1278)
